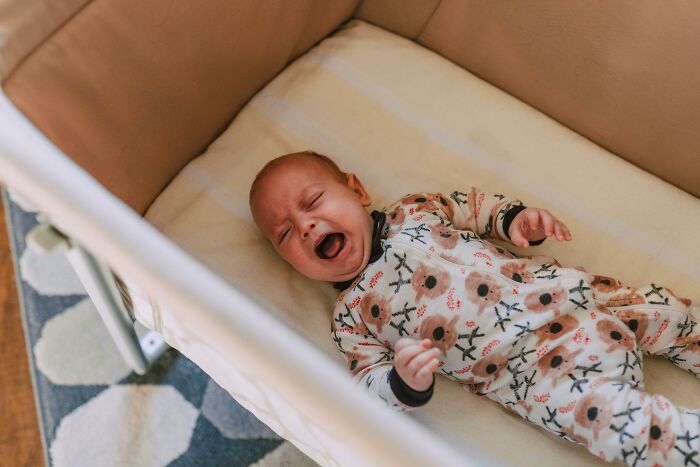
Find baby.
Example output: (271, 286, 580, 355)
(249, 150, 700, 466)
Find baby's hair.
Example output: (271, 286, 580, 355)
(249, 150, 347, 207)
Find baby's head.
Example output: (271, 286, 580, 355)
(249, 150, 374, 283)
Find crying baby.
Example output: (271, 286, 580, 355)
(249, 150, 700, 467)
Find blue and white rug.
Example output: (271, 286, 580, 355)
(2, 187, 317, 467)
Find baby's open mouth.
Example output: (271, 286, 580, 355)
(315, 232, 346, 259)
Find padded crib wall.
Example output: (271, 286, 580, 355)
(2, 0, 700, 215)
(0, 0, 91, 80)
(1, 0, 359, 214)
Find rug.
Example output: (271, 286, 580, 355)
(2, 187, 317, 467)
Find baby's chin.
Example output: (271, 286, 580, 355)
(328, 262, 368, 283)
(318, 246, 371, 283)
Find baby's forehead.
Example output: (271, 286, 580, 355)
(251, 158, 331, 222)
(271, 154, 328, 176)
(258, 157, 336, 194)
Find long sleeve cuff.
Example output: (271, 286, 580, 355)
(502, 205, 545, 246)
(388, 366, 434, 407)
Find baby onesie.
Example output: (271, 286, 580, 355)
(330, 187, 700, 466)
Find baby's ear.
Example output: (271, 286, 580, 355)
(346, 173, 372, 207)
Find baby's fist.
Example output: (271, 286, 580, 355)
(394, 337, 441, 392)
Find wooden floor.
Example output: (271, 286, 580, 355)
(0, 194, 44, 466)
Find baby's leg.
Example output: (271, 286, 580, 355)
(487, 321, 700, 466)
(590, 276, 700, 378)
(490, 376, 700, 466)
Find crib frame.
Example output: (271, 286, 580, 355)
(0, 88, 491, 466)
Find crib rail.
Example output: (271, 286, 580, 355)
(0, 89, 498, 466)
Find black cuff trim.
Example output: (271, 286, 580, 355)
(502, 205, 526, 240)
(502, 205, 546, 246)
(388, 366, 434, 407)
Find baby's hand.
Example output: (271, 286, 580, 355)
(508, 207, 572, 248)
(394, 337, 441, 392)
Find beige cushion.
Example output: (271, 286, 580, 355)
(3, 0, 358, 214)
(0, 0, 90, 80)
(131, 20, 700, 466)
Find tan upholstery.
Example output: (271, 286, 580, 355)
(2, 0, 699, 212)
(2, 0, 358, 214)
(0, 0, 90, 80)
(414, 0, 700, 198)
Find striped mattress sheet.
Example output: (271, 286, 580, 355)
(129, 19, 700, 466)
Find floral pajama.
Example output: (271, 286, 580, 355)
(331, 187, 699, 466)
(487, 279, 700, 466)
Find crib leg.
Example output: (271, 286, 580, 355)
(26, 218, 169, 375)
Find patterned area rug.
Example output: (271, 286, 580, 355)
(2, 188, 317, 467)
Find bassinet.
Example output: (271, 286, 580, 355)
(1, 2, 699, 466)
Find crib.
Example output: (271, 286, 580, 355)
(1, 1, 699, 466)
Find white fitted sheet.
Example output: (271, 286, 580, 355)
(127, 19, 700, 466)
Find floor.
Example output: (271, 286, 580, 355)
(0, 194, 44, 466)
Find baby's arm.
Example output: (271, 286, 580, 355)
(441, 187, 570, 247)
(331, 303, 435, 412)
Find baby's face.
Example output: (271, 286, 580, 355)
(251, 157, 374, 283)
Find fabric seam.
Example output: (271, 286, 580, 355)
(414, 0, 443, 40)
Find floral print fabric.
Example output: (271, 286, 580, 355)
(330, 187, 700, 465)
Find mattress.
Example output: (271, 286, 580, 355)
(126, 19, 700, 466)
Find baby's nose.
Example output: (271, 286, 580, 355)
(302, 222, 316, 238)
